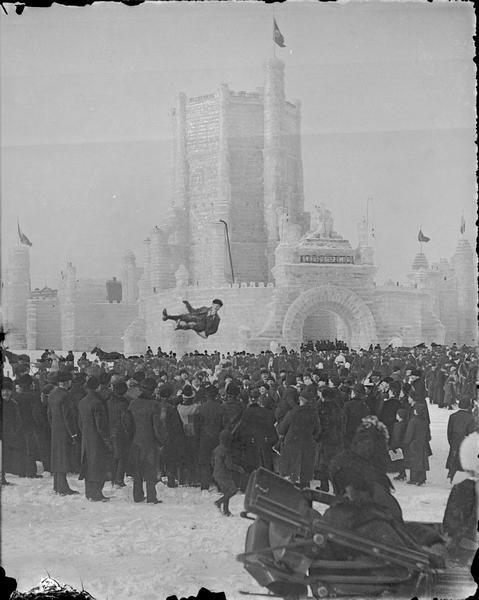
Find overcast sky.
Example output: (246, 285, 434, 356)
(1, 1, 476, 289)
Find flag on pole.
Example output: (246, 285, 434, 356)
(460, 215, 466, 234)
(418, 229, 430, 243)
(17, 221, 32, 247)
(273, 19, 286, 48)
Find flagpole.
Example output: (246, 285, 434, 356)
(272, 6, 276, 58)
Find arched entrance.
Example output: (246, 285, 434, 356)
(302, 309, 351, 346)
(282, 285, 378, 350)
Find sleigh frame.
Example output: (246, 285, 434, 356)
(237, 468, 450, 599)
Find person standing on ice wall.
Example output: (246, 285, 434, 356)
(162, 299, 223, 339)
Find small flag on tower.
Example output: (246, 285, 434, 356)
(17, 221, 32, 247)
(460, 215, 466, 234)
(273, 18, 286, 48)
(418, 229, 430, 243)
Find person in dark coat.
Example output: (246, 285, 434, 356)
(274, 373, 299, 424)
(162, 298, 223, 339)
(433, 366, 447, 408)
(197, 384, 224, 490)
(445, 399, 476, 483)
(13, 374, 41, 478)
(155, 382, 186, 488)
(47, 372, 79, 495)
(212, 430, 244, 516)
(2, 378, 26, 480)
(78, 376, 111, 501)
(443, 367, 459, 410)
(316, 387, 344, 492)
(107, 381, 132, 487)
(221, 380, 245, 488)
(403, 404, 430, 486)
(127, 378, 166, 503)
(343, 384, 371, 448)
(329, 417, 399, 519)
(237, 392, 278, 477)
(410, 369, 427, 404)
(378, 381, 401, 439)
(278, 387, 321, 489)
(176, 384, 201, 486)
(389, 408, 407, 480)
(33, 382, 53, 473)
(68, 373, 87, 474)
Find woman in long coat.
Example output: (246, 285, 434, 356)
(278, 389, 320, 489)
(403, 404, 430, 486)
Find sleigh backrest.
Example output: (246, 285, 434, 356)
(244, 468, 312, 535)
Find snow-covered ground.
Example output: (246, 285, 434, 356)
(1, 366, 473, 599)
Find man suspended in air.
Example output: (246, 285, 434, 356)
(162, 299, 223, 339)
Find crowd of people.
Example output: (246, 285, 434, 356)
(1, 342, 477, 516)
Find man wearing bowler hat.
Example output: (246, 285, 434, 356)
(162, 299, 223, 339)
(47, 371, 80, 496)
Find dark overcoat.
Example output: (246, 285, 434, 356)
(2, 398, 27, 475)
(197, 398, 224, 466)
(157, 398, 186, 467)
(47, 387, 78, 473)
(403, 415, 430, 472)
(127, 395, 166, 481)
(432, 370, 446, 406)
(445, 409, 476, 475)
(379, 397, 401, 438)
(78, 391, 110, 482)
(317, 400, 343, 468)
(278, 404, 320, 483)
(31, 391, 51, 469)
(107, 392, 132, 459)
(275, 386, 299, 423)
(443, 375, 458, 408)
(237, 403, 278, 471)
(15, 391, 41, 461)
(343, 398, 370, 445)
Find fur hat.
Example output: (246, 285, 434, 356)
(42, 383, 55, 395)
(133, 371, 146, 382)
(358, 415, 389, 442)
(212, 298, 223, 307)
(411, 369, 423, 377)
